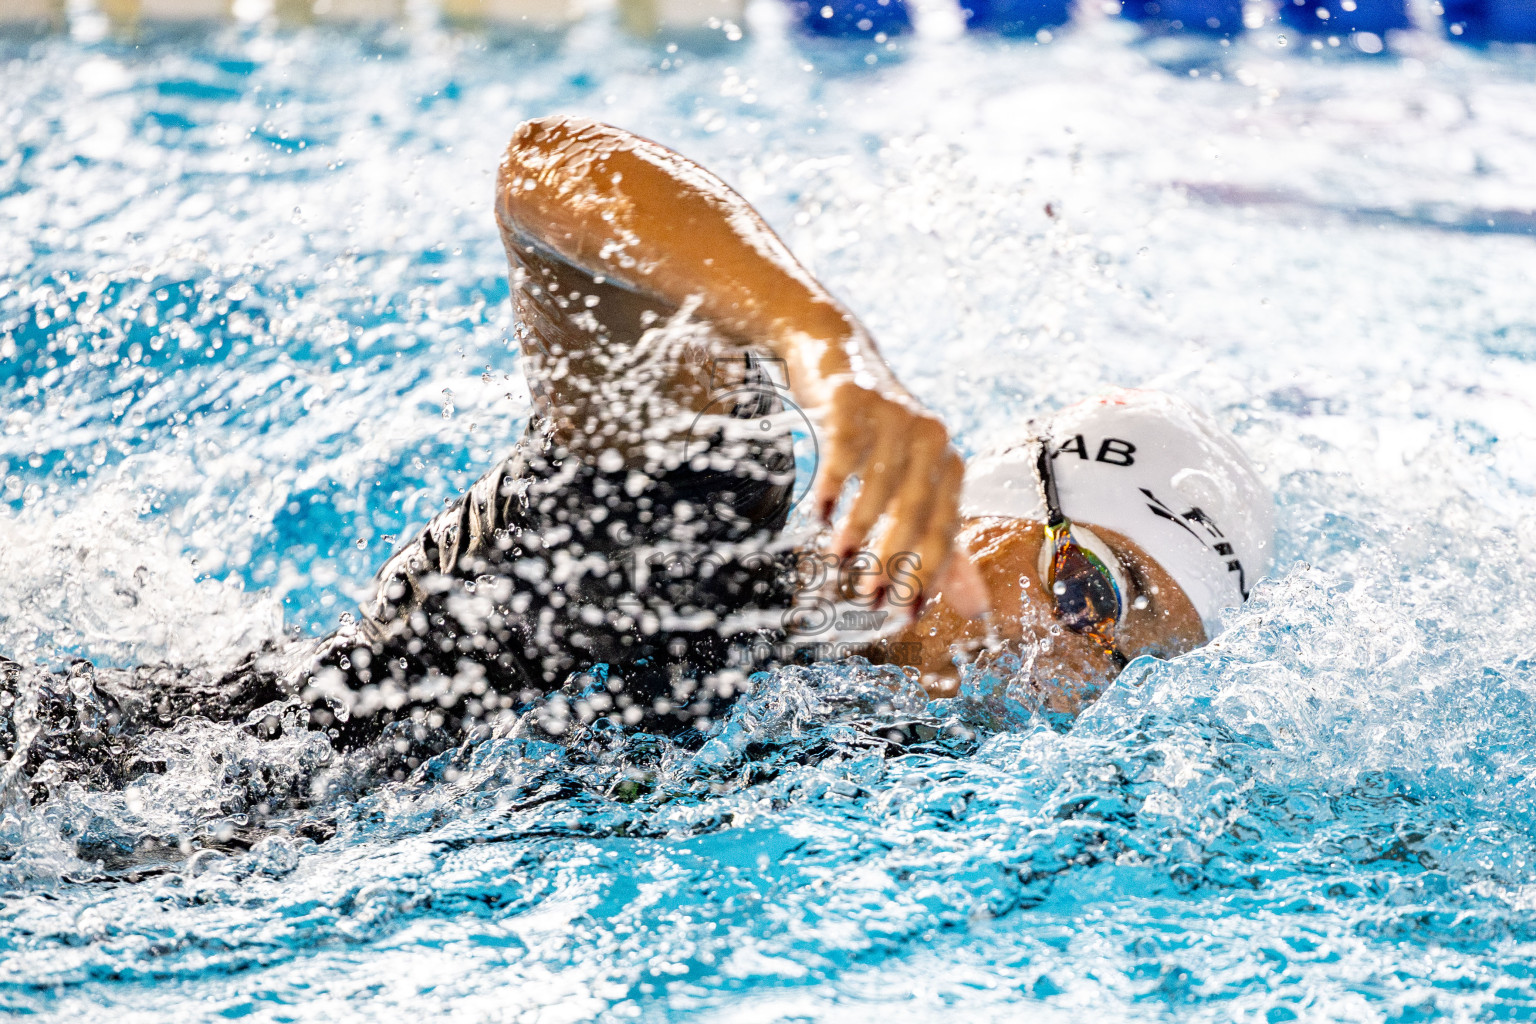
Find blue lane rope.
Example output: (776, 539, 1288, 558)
(961, 0, 1072, 35)
(1277, 0, 1411, 37)
(1117, 0, 1245, 36)
(1443, 0, 1536, 42)
(790, 0, 911, 37)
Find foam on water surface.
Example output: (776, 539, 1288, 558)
(2, 11, 1536, 1021)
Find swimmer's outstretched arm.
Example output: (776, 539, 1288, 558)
(497, 116, 986, 617)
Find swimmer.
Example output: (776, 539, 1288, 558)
(0, 117, 1275, 778)
(298, 115, 1275, 741)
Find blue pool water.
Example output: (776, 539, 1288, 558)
(3, 6, 1536, 1020)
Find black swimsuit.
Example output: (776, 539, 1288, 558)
(310, 382, 800, 745)
(0, 407, 799, 798)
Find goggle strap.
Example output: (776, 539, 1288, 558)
(1034, 441, 1067, 528)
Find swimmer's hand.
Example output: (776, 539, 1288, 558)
(814, 376, 989, 622)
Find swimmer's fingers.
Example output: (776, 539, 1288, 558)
(870, 411, 950, 575)
(906, 444, 988, 624)
(830, 435, 909, 565)
(811, 380, 876, 525)
(812, 379, 984, 618)
(874, 427, 971, 612)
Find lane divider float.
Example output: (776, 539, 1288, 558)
(1442, 0, 1536, 41)
(790, 0, 910, 37)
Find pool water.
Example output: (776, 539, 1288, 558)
(3, 6, 1536, 1020)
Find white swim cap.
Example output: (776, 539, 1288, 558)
(961, 388, 1275, 636)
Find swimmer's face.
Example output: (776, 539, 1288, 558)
(885, 517, 1207, 710)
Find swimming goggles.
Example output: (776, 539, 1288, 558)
(1034, 441, 1129, 670)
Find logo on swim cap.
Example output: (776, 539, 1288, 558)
(961, 388, 1275, 635)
